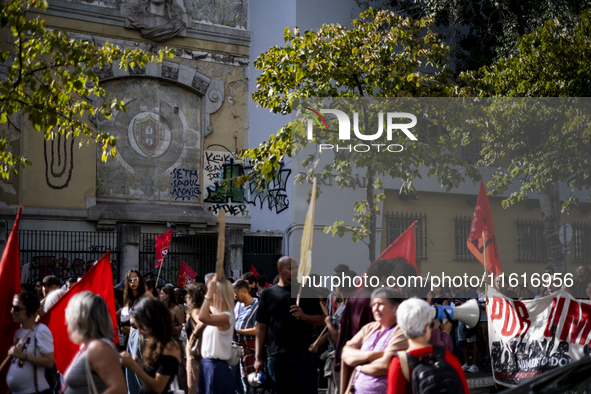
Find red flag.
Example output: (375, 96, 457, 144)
(155, 229, 173, 268)
(249, 265, 270, 288)
(467, 179, 502, 276)
(177, 262, 197, 287)
(377, 221, 418, 274)
(39, 252, 118, 374)
(0, 207, 23, 390)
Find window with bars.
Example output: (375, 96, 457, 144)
(461, 141, 482, 164)
(573, 222, 591, 263)
(454, 216, 476, 260)
(384, 212, 427, 260)
(516, 219, 547, 261)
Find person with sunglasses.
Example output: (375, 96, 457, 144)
(120, 270, 152, 394)
(6, 291, 55, 394)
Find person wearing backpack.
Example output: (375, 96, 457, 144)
(387, 298, 469, 394)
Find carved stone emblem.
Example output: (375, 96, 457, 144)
(122, 0, 188, 43)
(128, 112, 171, 157)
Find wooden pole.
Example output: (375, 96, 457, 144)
(216, 210, 226, 279)
(0, 329, 32, 371)
(155, 261, 164, 287)
(483, 230, 488, 303)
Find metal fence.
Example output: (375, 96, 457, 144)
(19, 230, 120, 284)
(573, 222, 591, 263)
(138, 232, 218, 285)
(454, 215, 476, 260)
(384, 212, 427, 260)
(516, 219, 547, 262)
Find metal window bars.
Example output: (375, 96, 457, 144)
(18, 230, 120, 284)
(573, 222, 591, 263)
(516, 219, 547, 262)
(384, 212, 427, 260)
(454, 215, 477, 261)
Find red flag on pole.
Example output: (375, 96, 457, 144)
(467, 179, 503, 276)
(177, 262, 197, 288)
(377, 221, 418, 274)
(155, 229, 173, 268)
(39, 252, 118, 374)
(0, 207, 23, 391)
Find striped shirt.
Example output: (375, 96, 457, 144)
(234, 298, 259, 342)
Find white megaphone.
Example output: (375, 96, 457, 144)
(433, 299, 480, 329)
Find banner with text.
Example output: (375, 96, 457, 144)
(488, 287, 591, 387)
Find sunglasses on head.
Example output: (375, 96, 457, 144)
(128, 277, 139, 283)
(11, 305, 25, 313)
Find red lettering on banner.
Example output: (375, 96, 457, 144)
(580, 303, 591, 345)
(560, 300, 591, 344)
(490, 298, 504, 322)
(501, 299, 517, 337)
(514, 301, 531, 337)
(544, 297, 565, 337)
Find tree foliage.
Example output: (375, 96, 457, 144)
(456, 11, 591, 270)
(461, 11, 591, 211)
(356, 0, 591, 75)
(0, 0, 174, 179)
(244, 9, 476, 261)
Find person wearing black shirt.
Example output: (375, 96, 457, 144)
(121, 298, 182, 394)
(255, 256, 325, 394)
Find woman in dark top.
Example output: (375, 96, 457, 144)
(120, 298, 182, 394)
(184, 283, 207, 394)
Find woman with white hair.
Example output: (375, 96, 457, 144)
(198, 274, 236, 393)
(387, 298, 469, 394)
(63, 291, 126, 394)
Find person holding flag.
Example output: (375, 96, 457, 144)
(6, 291, 55, 394)
(254, 256, 325, 394)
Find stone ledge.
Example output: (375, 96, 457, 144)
(87, 202, 218, 227)
(0, 207, 88, 220)
(40, 0, 251, 48)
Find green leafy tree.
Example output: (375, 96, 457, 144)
(460, 12, 591, 271)
(244, 9, 477, 262)
(0, 0, 174, 179)
(356, 0, 591, 75)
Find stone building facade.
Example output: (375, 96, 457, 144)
(0, 0, 257, 284)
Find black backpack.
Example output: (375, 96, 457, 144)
(395, 346, 464, 394)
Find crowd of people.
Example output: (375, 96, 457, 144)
(7, 258, 591, 394)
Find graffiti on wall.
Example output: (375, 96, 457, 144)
(203, 149, 290, 216)
(44, 134, 75, 190)
(170, 168, 201, 201)
(245, 162, 290, 214)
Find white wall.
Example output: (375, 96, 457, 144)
(247, 0, 361, 235)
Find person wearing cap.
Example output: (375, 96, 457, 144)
(42, 275, 66, 312)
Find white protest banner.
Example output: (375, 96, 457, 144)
(487, 287, 591, 387)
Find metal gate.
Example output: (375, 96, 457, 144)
(243, 235, 282, 283)
(19, 230, 120, 284)
(138, 233, 217, 285)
